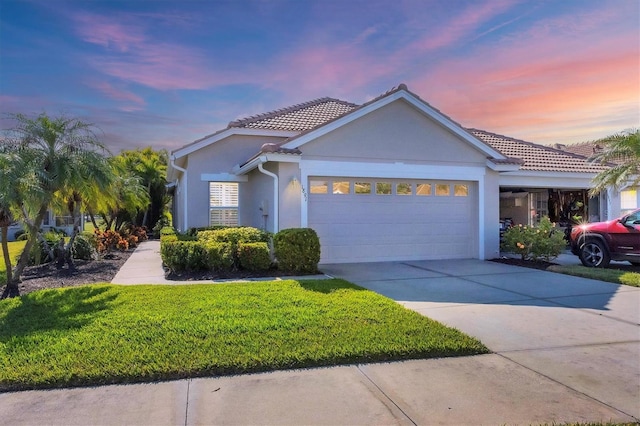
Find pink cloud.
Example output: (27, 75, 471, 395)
(263, 44, 395, 100)
(90, 43, 224, 91)
(407, 0, 519, 52)
(73, 12, 145, 52)
(406, 8, 639, 145)
(72, 12, 234, 91)
(87, 81, 146, 111)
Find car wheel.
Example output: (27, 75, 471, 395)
(579, 240, 610, 268)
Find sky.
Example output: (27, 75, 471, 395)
(0, 0, 638, 154)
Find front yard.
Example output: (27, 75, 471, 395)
(0, 240, 26, 285)
(0, 279, 488, 391)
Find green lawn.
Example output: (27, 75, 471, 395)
(0, 279, 488, 391)
(0, 240, 26, 285)
(548, 265, 640, 287)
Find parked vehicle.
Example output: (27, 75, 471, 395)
(570, 208, 640, 267)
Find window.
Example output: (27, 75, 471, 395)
(55, 215, 74, 226)
(355, 182, 371, 194)
(333, 181, 350, 194)
(416, 183, 431, 196)
(396, 183, 412, 195)
(435, 184, 450, 196)
(621, 189, 637, 212)
(454, 184, 469, 197)
(376, 182, 391, 195)
(310, 180, 328, 194)
(209, 182, 238, 226)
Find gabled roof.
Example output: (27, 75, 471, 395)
(278, 84, 506, 160)
(470, 129, 610, 173)
(228, 98, 358, 131)
(170, 84, 613, 179)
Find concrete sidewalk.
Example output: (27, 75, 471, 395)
(1, 248, 638, 425)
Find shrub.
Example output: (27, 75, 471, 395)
(198, 227, 269, 245)
(274, 228, 320, 274)
(161, 241, 198, 272)
(238, 242, 271, 272)
(153, 212, 172, 234)
(203, 242, 235, 271)
(187, 225, 230, 237)
(160, 227, 176, 236)
(29, 230, 65, 265)
(72, 233, 96, 260)
(93, 229, 123, 253)
(199, 227, 270, 269)
(501, 216, 566, 262)
(160, 240, 234, 272)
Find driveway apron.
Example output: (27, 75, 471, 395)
(322, 259, 640, 420)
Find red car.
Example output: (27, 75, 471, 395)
(570, 208, 640, 267)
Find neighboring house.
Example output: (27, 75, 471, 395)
(554, 141, 639, 216)
(167, 84, 629, 263)
(6, 210, 78, 242)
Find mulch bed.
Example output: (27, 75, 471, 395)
(2, 250, 134, 297)
(489, 257, 557, 271)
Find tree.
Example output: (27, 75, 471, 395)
(589, 129, 640, 196)
(97, 155, 149, 231)
(0, 140, 42, 296)
(117, 147, 167, 229)
(0, 145, 21, 288)
(4, 113, 112, 292)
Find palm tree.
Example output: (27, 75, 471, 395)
(589, 129, 640, 196)
(0, 140, 42, 296)
(6, 113, 112, 289)
(120, 147, 167, 228)
(0, 147, 19, 288)
(99, 155, 150, 231)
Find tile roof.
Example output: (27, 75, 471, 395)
(469, 129, 610, 173)
(550, 141, 625, 165)
(228, 97, 358, 131)
(178, 83, 614, 176)
(550, 142, 598, 158)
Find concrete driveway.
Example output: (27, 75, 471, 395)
(322, 259, 640, 420)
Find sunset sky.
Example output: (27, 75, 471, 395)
(1, 0, 638, 153)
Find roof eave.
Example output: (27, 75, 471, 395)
(172, 128, 299, 160)
(233, 153, 302, 175)
(486, 159, 522, 172)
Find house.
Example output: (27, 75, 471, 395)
(6, 210, 79, 242)
(167, 84, 631, 263)
(554, 141, 639, 216)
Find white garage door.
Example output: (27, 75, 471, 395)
(308, 177, 477, 263)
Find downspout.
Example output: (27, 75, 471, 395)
(170, 157, 188, 231)
(258, 161, 279, 233)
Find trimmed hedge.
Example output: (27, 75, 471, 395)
(161, 226, 320, 276)
(198, 227, 270, 245)
(238, 242, 271, 271)
(161, 240, 235, 272)
(273, 228, 320, 274)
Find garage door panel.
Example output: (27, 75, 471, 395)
(309, 177, 476, 263)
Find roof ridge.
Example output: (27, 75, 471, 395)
(468, 128, 594, 161)
(228, 97, 358, 128)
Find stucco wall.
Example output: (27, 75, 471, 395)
(301, 99, 488, 166)
(184, 134, 286, 230)
(278, 162, 302, 230)
(483, 170, 501, 259)
(241, 166, 277, 232)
